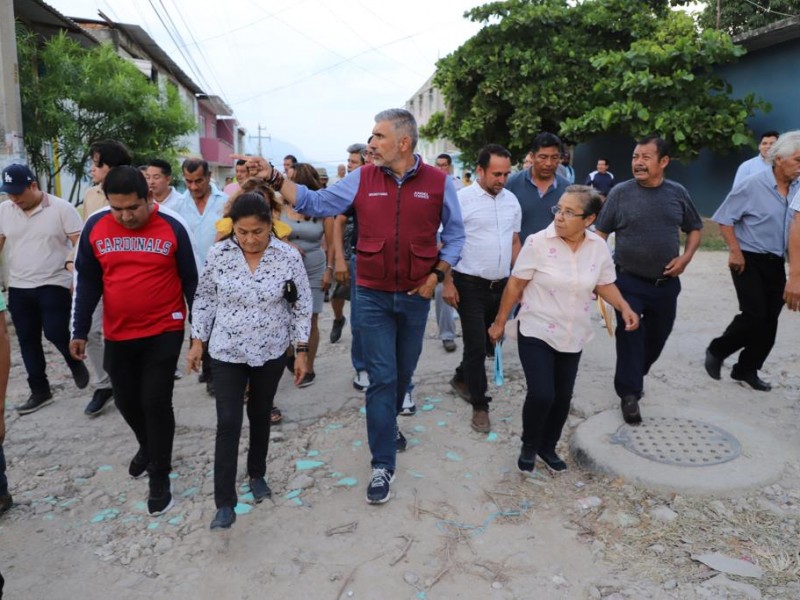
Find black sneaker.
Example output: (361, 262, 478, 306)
(129, 448, 148, 479)
(0, 493, 12, 515)
(538, 450, 567, 473)
(16, 392, 54, 415)
(330, 317, 346, 344)
(620, 395, 642, 425)
(396, 430, 407, 452)
(366, 468, 395, 504)
(84, 388, 113, 417)
(210, 506, 236, 530)
(704, 348, 722, 380)
(731, 367, 772, 391)
(400, 392, 416, 416)
(517, 444, 536, 475)
(206, 379, 215, 397)
(298, 372, 316, 388)
(71, 362, 90, 389)
(249, 477, 272, 503)
(147, 476, 174, 516)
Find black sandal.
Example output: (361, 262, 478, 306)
(271, 407, 283, 424)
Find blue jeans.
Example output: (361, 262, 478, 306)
(356, 286, 430, 471)
(0, 444, 8, 496)
(434, 283, 456, 341)
(7, 286, 84, 396)
(349, 256, 366, 372)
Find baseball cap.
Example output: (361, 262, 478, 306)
(1, 164, 36, 194)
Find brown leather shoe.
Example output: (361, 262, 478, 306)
(449, 377, 470, 402)
(471, 409, 490, 433)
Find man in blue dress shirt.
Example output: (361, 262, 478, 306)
(706, 130, 800, 391)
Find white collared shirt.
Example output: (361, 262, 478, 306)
(156, 187, 183, 209)
(513, 223, 616, 352)
(453, 184, 521, 280)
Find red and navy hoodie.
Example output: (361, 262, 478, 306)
(72, 204, 198, 342)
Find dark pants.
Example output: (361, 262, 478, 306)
(613, 271, 681, 399)
(7, 286, 83, 396)
(0, 444, 7, 496)
(212, 355, 286, 508)
(104, 330, 183, 478)
(452, 272, 505, 410)
(708, 252, 785, 374)
(518, 333, 581, 451)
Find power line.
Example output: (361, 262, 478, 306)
(237, 0, 403, 90)
(739, 0, 798, 18)
(232, 24, 457, 106)
(315, 2, 427, 80)
(144, 0, 214, 94)
(163, 0, 228, 101)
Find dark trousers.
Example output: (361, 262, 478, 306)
(104, 330, 183, 478)
(0, 443, 7, 496)
(708, 252, 785, 373)
(452, 272, 505, 410)
(212, 355, 286, 508)
(7, 286, 83, 396)
(517, 333, 581, 451)
(613, 271, 681, 399)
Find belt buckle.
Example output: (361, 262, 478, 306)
(654, 277, 669, 287)
(489, 279, 501, 290)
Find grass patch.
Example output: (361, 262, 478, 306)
(681, 218, 727, 251)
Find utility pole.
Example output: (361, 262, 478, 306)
(249, 123, 271, 158)
(0, 0, 26, 170)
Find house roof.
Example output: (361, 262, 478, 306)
(13, 0, 99, 47)
(734, 15, 800, 52)
(198, 95, 234, 117)
(72, 17, 204, 96)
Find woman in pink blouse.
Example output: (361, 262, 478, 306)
(488, 185, 638, 476)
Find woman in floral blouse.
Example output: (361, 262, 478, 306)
(188, 192, 312, 530)
(488, 185, 638, 477)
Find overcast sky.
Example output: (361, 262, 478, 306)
(45, 0, 485, 171)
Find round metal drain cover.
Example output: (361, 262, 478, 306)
(610, 416, 741, 467)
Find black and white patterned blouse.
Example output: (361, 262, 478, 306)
(191, 237, 312, 366)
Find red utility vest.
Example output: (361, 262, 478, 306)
(353, 162, 445, 292)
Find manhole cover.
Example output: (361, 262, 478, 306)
(610, 416, 741, 466)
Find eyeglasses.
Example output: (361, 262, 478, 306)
(551, 206, 586, 218)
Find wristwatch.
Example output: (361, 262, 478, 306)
(432, 268, 445, 283)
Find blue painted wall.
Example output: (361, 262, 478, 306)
(573, 36, 800, 216)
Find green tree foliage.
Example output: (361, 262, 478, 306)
(16, 28, 196, 202)
(689, 0, 800, 35)
(423, 0, 769, 164)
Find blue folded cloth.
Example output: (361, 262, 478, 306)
(494, 342, 504, 386)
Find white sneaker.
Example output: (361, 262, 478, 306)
(353, 370, 370, 391)
(400, 391, 416, 416)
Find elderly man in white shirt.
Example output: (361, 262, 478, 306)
(442, 144, 522, 433)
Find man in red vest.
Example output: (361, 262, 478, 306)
(243, 108, 465, 504)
